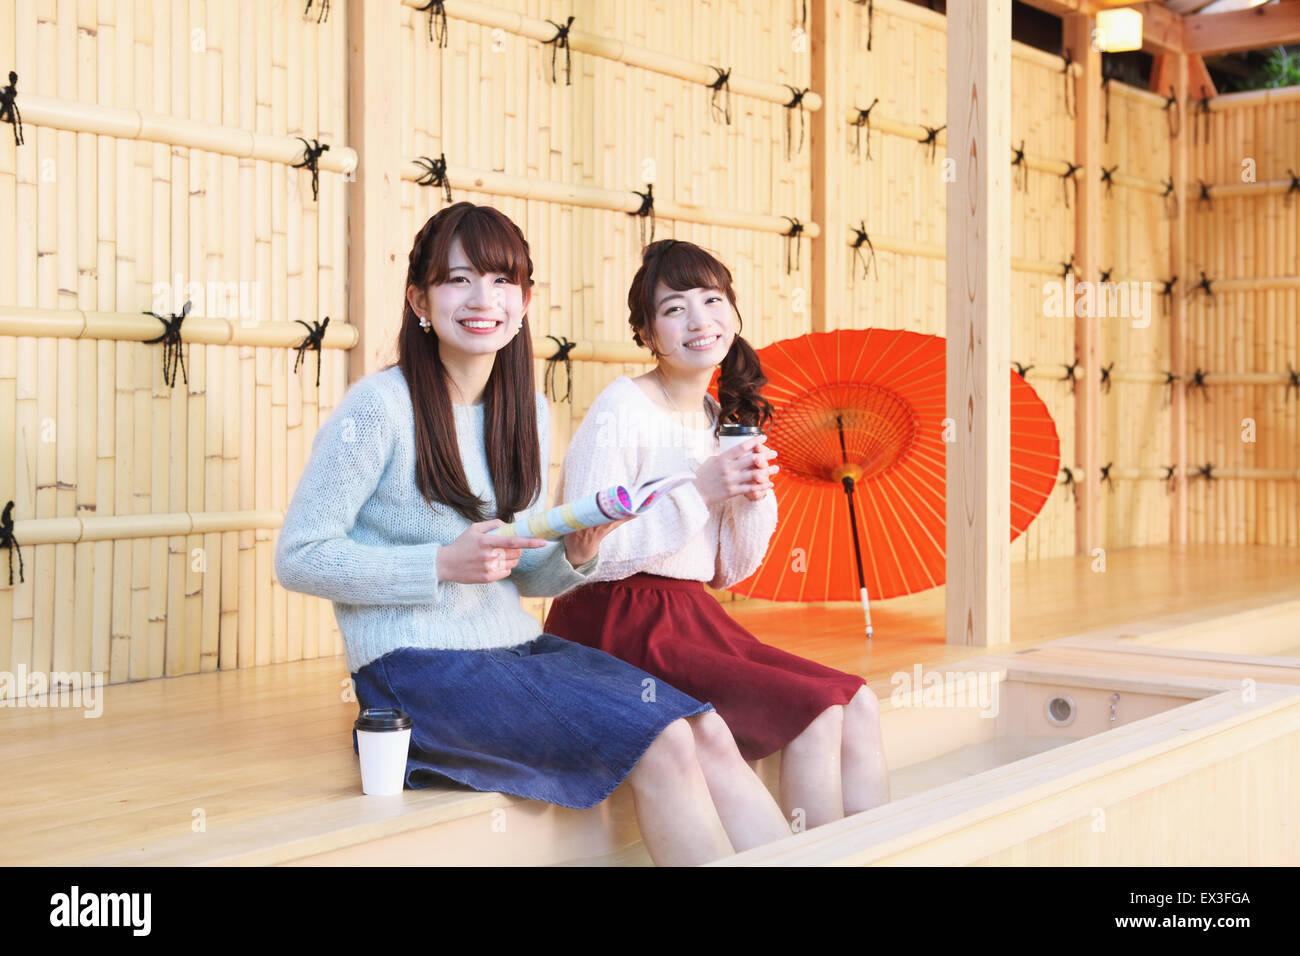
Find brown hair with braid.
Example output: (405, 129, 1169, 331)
(627, 239, 773, 435)
(388, 202, 541, 523)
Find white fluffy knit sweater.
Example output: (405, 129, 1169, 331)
(556, 375, 777, 590)
(274, 365, 599, 673)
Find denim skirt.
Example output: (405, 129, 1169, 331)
(349, 633, 714, 810)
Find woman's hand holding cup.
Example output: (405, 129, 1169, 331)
(694, 437, 779, 507)
(437, 519, 547, 584)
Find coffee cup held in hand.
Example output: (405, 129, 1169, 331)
(354, 707, 413, 795)
(718, 423, 765, 455)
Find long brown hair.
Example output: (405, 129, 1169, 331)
(627, 239, 773, 434)
(390, 202, 541, 523)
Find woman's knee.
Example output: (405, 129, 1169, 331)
(791, 704, 844, 751)
(686, 711, 743, 765)
(632, 718, 699, 783)
(846, 686, 882, 728)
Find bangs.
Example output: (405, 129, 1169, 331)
(653, 243, 734, 298)
(424, 206, 532, 287)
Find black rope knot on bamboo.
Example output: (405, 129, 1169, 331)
(304, 0, 328, 25)
(1286, 364, 1300, 400)
(1100, 362, 1114, 394)
(1060, 467, 1077, 501)
(1, 71, 22, 147)
(629, 184, 656, 248)
(414, 154, 453, 203)
(1063, 360, 1079, 395)
(1012, 362, 1034, 379)
(1163, 465, 1178, 494)
(543, 15, 575, 85)
(1101, 165, 1117, 198)
(1160, 275, 1177, 315)
(543, 335, 577, 404)
(1, 501, 23, 586)
(293, 317, 329, 389)
(1191, 270, 1214, 304)
(1284, 169, 1300, 207)
(784, 86, 810, 159)
(852, 99, 879, 160)
(1164, 86, 1180, 139)
(292, 138, 329, 202)
(1011, 140, 1028, 192)
(1196, 179, 1212, 211)
(707, 67, 733, 126)
(1101, 74, 1113, 143)
(416, 0, 449, 47)
(851, 0, 875, 51)
(1161, 370, 1178, 408)
(782, 217, 804, 276)
(142, 300, 192, 389)
(849, 222, 877, 282)
(1061, 255, 1075, 280)
(1061, 162, 1081, 208)
(1062, 49, 1076, 119)
(1100, 267, 1114, 284)
(1196, 463, 1215, 482)
(1194, 88, 1211, 146)
(1100, 462, 1114, 493)
(1189, 367, 1210, 401)
(919, 124, 945, 164)
(1162, 177, 1179, 219)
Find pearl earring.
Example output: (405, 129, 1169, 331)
(418, 313, 431, 333)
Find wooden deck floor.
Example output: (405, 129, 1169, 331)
(2, 544, 1297, 866)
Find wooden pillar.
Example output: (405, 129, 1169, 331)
(346, 0, 406, 378)
(945, 0, 1011, 648)
(1170, 51, 1189, 544)
(1064, 15, 1102, 556)
(809, 0, 845, 334)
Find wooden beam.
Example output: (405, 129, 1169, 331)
(1064, 15, 1103, 558)
(1134, 2, 1188, 54)
(1184, 2, 1300, 54)
(1148, 53, 1173, 96)
(809, 0, 843, 335)
(1189, 54, 1218, 99)
(1170, 51, 1189, 545)
(347, 0, 407, 378)
(946, 0, 1011, 649)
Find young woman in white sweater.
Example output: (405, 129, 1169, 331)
(546, 239, 891, 828)
(275, 205, 790, 865)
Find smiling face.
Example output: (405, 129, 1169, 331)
(649, 281, 737, 374)
(410, 236, 530, 362)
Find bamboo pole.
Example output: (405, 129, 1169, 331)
(0, 306, 359, 347)
(1170, 50, 1189, 546)
(1207, 86, 1300, 109)
(15, 92, 359, 173)
(12, 510, 285, 545)
(406, 160, 824, 238)
(255, 5, 273, 669)
(411, 0, 824, 112)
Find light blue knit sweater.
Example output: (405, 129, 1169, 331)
(274, 365, 600, 673)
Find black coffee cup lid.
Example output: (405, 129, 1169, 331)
(355, 708, 412, 731)
(719, 424, 761, 435)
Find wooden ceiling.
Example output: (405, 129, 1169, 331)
(1022, 0, 1300, 55)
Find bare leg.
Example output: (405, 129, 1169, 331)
(625, 718, 734, 866)
(778, 705, 845, 829)
(841, 686, 890, 813)
(686, 712, 791, 850)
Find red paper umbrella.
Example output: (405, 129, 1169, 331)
(717, 328, 1060, 636)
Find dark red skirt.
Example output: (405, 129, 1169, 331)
(544, 573, 866, 761)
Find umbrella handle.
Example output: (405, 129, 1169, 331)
(861, 587, 874, 640)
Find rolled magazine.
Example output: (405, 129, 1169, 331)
(491, 472, 698, 540)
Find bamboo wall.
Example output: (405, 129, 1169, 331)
(0, 0, 352, 699)
(1186, 94, 1300, 547)
(3, 0, 1293, 692)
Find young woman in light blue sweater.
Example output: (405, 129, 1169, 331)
(274, 202, 789, 865)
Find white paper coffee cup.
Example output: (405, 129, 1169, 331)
(718, 424, 765, 455)
(354, 708, 413, 796)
